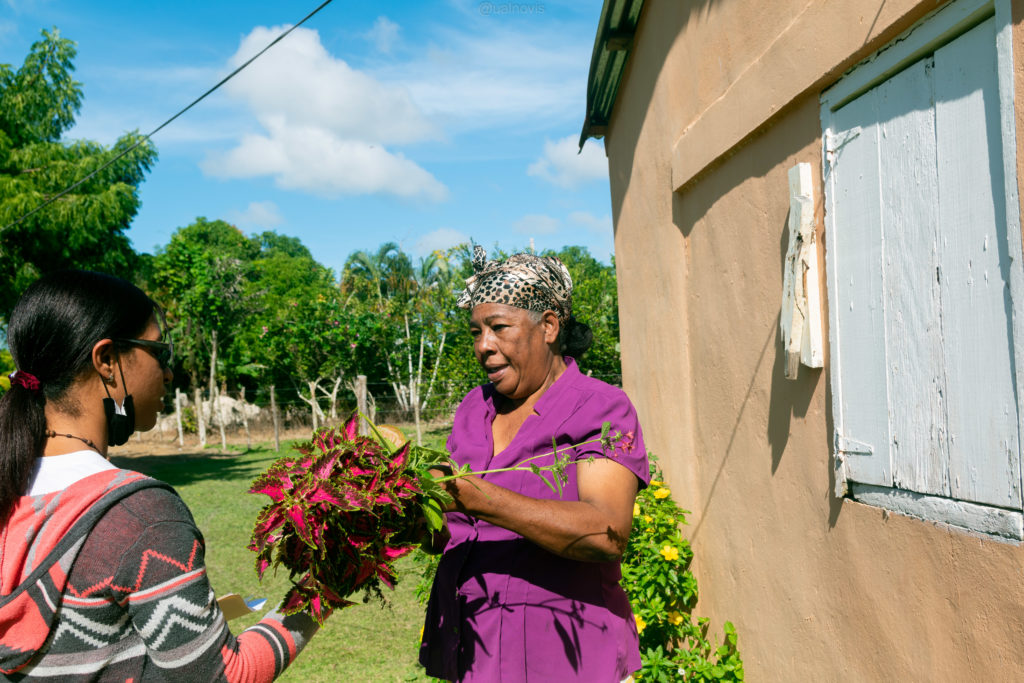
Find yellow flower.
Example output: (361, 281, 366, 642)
(632, 502, 640, 517)
(650, 479, 663, 487)
(634, 614, 646, 634)
(667, 611, 684, 626)
(660, 545, 680, 562)
(643, 515, 653, 523)
(653, 487, 671, 499)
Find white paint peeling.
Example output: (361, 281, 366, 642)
(781, 162, 824, 380)
(851, 483, 1024, 540)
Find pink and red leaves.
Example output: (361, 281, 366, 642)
(342, 411, 359, 441)
(247, 417, 426, 625)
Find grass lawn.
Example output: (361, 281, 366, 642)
(110, 423, 450, 682)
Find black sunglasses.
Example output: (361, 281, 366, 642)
(116, 338, 174, 369)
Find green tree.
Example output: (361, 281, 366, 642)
(342, 243, 461, 438)
(149, 218, 258, 393)
(341, 241, 416, 309)
(544, 245, 621, 382)
(0, 28, 157, 317)
(244, 241, 362, 426)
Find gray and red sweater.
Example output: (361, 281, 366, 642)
(0, 468, 319, 681)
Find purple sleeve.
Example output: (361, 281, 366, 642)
(570, 387, 650, 487)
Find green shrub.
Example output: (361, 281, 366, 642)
(0, 349, 13, 395)
(180, 405, 198, 434)
(626, 461, 743, 681)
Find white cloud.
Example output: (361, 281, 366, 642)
(227, 201, 283, 230)
(414, 228, 470, 257)
(202, 26, 446, 201)
(201, 118, 447, 201)
(528, 135, 608, 189)
(568, 211, 612, 234)
(367, 23, 590, 132)
(365, 16, 401, 54)
(513, 214, 560, 236)
(225, 26, 434, 145)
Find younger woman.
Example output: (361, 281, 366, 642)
(0, 270, 324, 681)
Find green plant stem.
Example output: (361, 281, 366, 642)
(428, 434, 607, 484)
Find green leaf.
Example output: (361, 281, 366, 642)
(421, 496, 445, 532)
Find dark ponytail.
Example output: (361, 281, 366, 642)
(0, 270, 155, 520)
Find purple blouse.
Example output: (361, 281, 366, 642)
(420, 358, 649, 682)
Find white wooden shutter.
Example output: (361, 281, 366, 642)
(933, 17, 1021, 508)
(824, 13, 1023, 507)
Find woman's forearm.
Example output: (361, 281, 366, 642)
(443, 471, 634, 562)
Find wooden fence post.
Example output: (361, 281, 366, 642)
(216, 385, 227, 452)
(175, 388, 184, 447)
(356, 375, 368, 435)
(240, 386, 251, 451)
(270, 384, 281, 452)
(195, 387, 206, 448)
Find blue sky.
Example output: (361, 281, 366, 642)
(0, 0, 614, 274)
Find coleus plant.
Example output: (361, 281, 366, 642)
(248, 412, 629, 624)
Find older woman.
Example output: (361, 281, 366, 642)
(420, 247, 649, 682)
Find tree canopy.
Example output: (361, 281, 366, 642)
(0, 28, 623, 423)
(0, 28, 157, 318)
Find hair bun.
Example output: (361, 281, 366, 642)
(562, 316, 593, 358)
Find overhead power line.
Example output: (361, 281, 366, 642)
(1, 0, 335, 233)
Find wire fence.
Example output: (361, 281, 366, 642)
(139, 372, 624, 450)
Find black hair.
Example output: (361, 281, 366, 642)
(526, 310, 594, 359)
(559, 315, 593, 358)
(0, 270, 155, 520)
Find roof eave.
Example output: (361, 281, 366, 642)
(579, 0, 646, 150)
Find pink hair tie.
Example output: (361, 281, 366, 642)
(9, 370, 41, 393)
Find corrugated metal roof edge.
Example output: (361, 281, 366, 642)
(578, 0, 646, 151)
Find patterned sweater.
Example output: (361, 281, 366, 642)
(0, 468, 319, 681)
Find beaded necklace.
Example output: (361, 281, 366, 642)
(45, 429, 101, 453)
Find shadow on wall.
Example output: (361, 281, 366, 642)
(604, 0, 727, 227)
(670, 96, 843, 535)
(608, 0, 899, 230)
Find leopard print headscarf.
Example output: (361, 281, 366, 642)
(456, 245, 573, 320)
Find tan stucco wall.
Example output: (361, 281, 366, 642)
(606, 0, 1024, 679)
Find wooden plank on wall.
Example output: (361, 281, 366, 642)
(829, 90, 892, 487)
(934, 17, 1022, 508)
(877, 58, 950, 497)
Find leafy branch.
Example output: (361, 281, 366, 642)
(247, 412, 636, 624)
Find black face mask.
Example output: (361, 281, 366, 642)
(102, 361, 135, 447)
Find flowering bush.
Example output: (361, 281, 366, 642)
(624, 461, 744, 682)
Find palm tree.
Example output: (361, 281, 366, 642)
(343, 242, 416, 308)
(413, 251, 452, 291)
